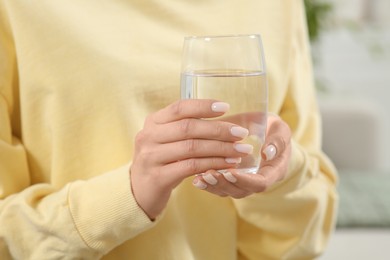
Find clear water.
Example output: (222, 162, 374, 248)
(181, 70, 268, 174)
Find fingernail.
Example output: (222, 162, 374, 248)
(264, 144, 277, 161)
(193, 179, 207, 189)
(233, 143, 253, 154)
(222, 171, 237, 183)
(211, 102, 230, 113)
(202, 173, 218, 185)
(230, 126, 249, 138)
(225, 157, 242, 164)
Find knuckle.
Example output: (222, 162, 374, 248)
(135, 131, 147, 146)
(212, 123, 224, 138)
(218, 141, 229, 155)
(171, 100, 185, 117)
(135, 150, 153, 167)
(281, 138, 289, 153)
(193, 99, 203, 111)
(184, 158, 199, 173)
(144, 113, 154, 125)
(179, 119, 193, 137)
(210, 157, 221, 168)
(184, 139, 198, 153)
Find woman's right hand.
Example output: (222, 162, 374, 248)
(130, 99, 252, 219)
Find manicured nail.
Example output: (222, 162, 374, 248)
(202, 173, 218, 185)
(211, 102, 230, 113)
(233, 143, 253, 154)
(193, 179, 207, 189)
(222, 171, 237, 183)
(230, 126, 249, 139)
(225, 157, 242, 164)
(264, 144, 277, 161)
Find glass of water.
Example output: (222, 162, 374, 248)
(180, 34, 268, 174)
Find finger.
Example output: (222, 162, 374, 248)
(204, 171, 252, 198)
(216, 169, 269, 193)
(262, 144, 277, 162)
(153, 119, 249, 143)
(153, 99, 230, 124)
(160, 157, 241, 179)
(151, 139, 253, 164)
(192, 173, 227, 197)
(261, 116, 291, 165)
(192, 170, 252, 198)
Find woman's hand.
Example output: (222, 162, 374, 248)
(192, 114, 292, 198)
(130, 99, 252, 219)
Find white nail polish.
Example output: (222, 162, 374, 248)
(233, 143, 253, 154)
(225, 157, 242, 164)
(202, 173, 218, 185)
(230, 126, 249, 138)
(222, 171, 237, 183)
(264, 144, 277, 161)
(193, 179, 207, 189)
(211, 102, 230, 113)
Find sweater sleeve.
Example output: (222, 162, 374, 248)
(0, 5, 153, 260)
(233, 2, 338, 260)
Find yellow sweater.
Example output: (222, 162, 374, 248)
(0, 0, 338, 259)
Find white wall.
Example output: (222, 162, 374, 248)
(314, 0, 390, 170)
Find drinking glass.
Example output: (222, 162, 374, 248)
(180, 34, 268, 174)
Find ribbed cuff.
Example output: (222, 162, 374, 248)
(68, 164, 154, 254)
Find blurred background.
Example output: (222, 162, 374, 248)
(303, 0, 390, 259)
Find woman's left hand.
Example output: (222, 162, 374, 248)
(192, 114, 292, 198)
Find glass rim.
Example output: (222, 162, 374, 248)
(184, 33, 261, 40)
